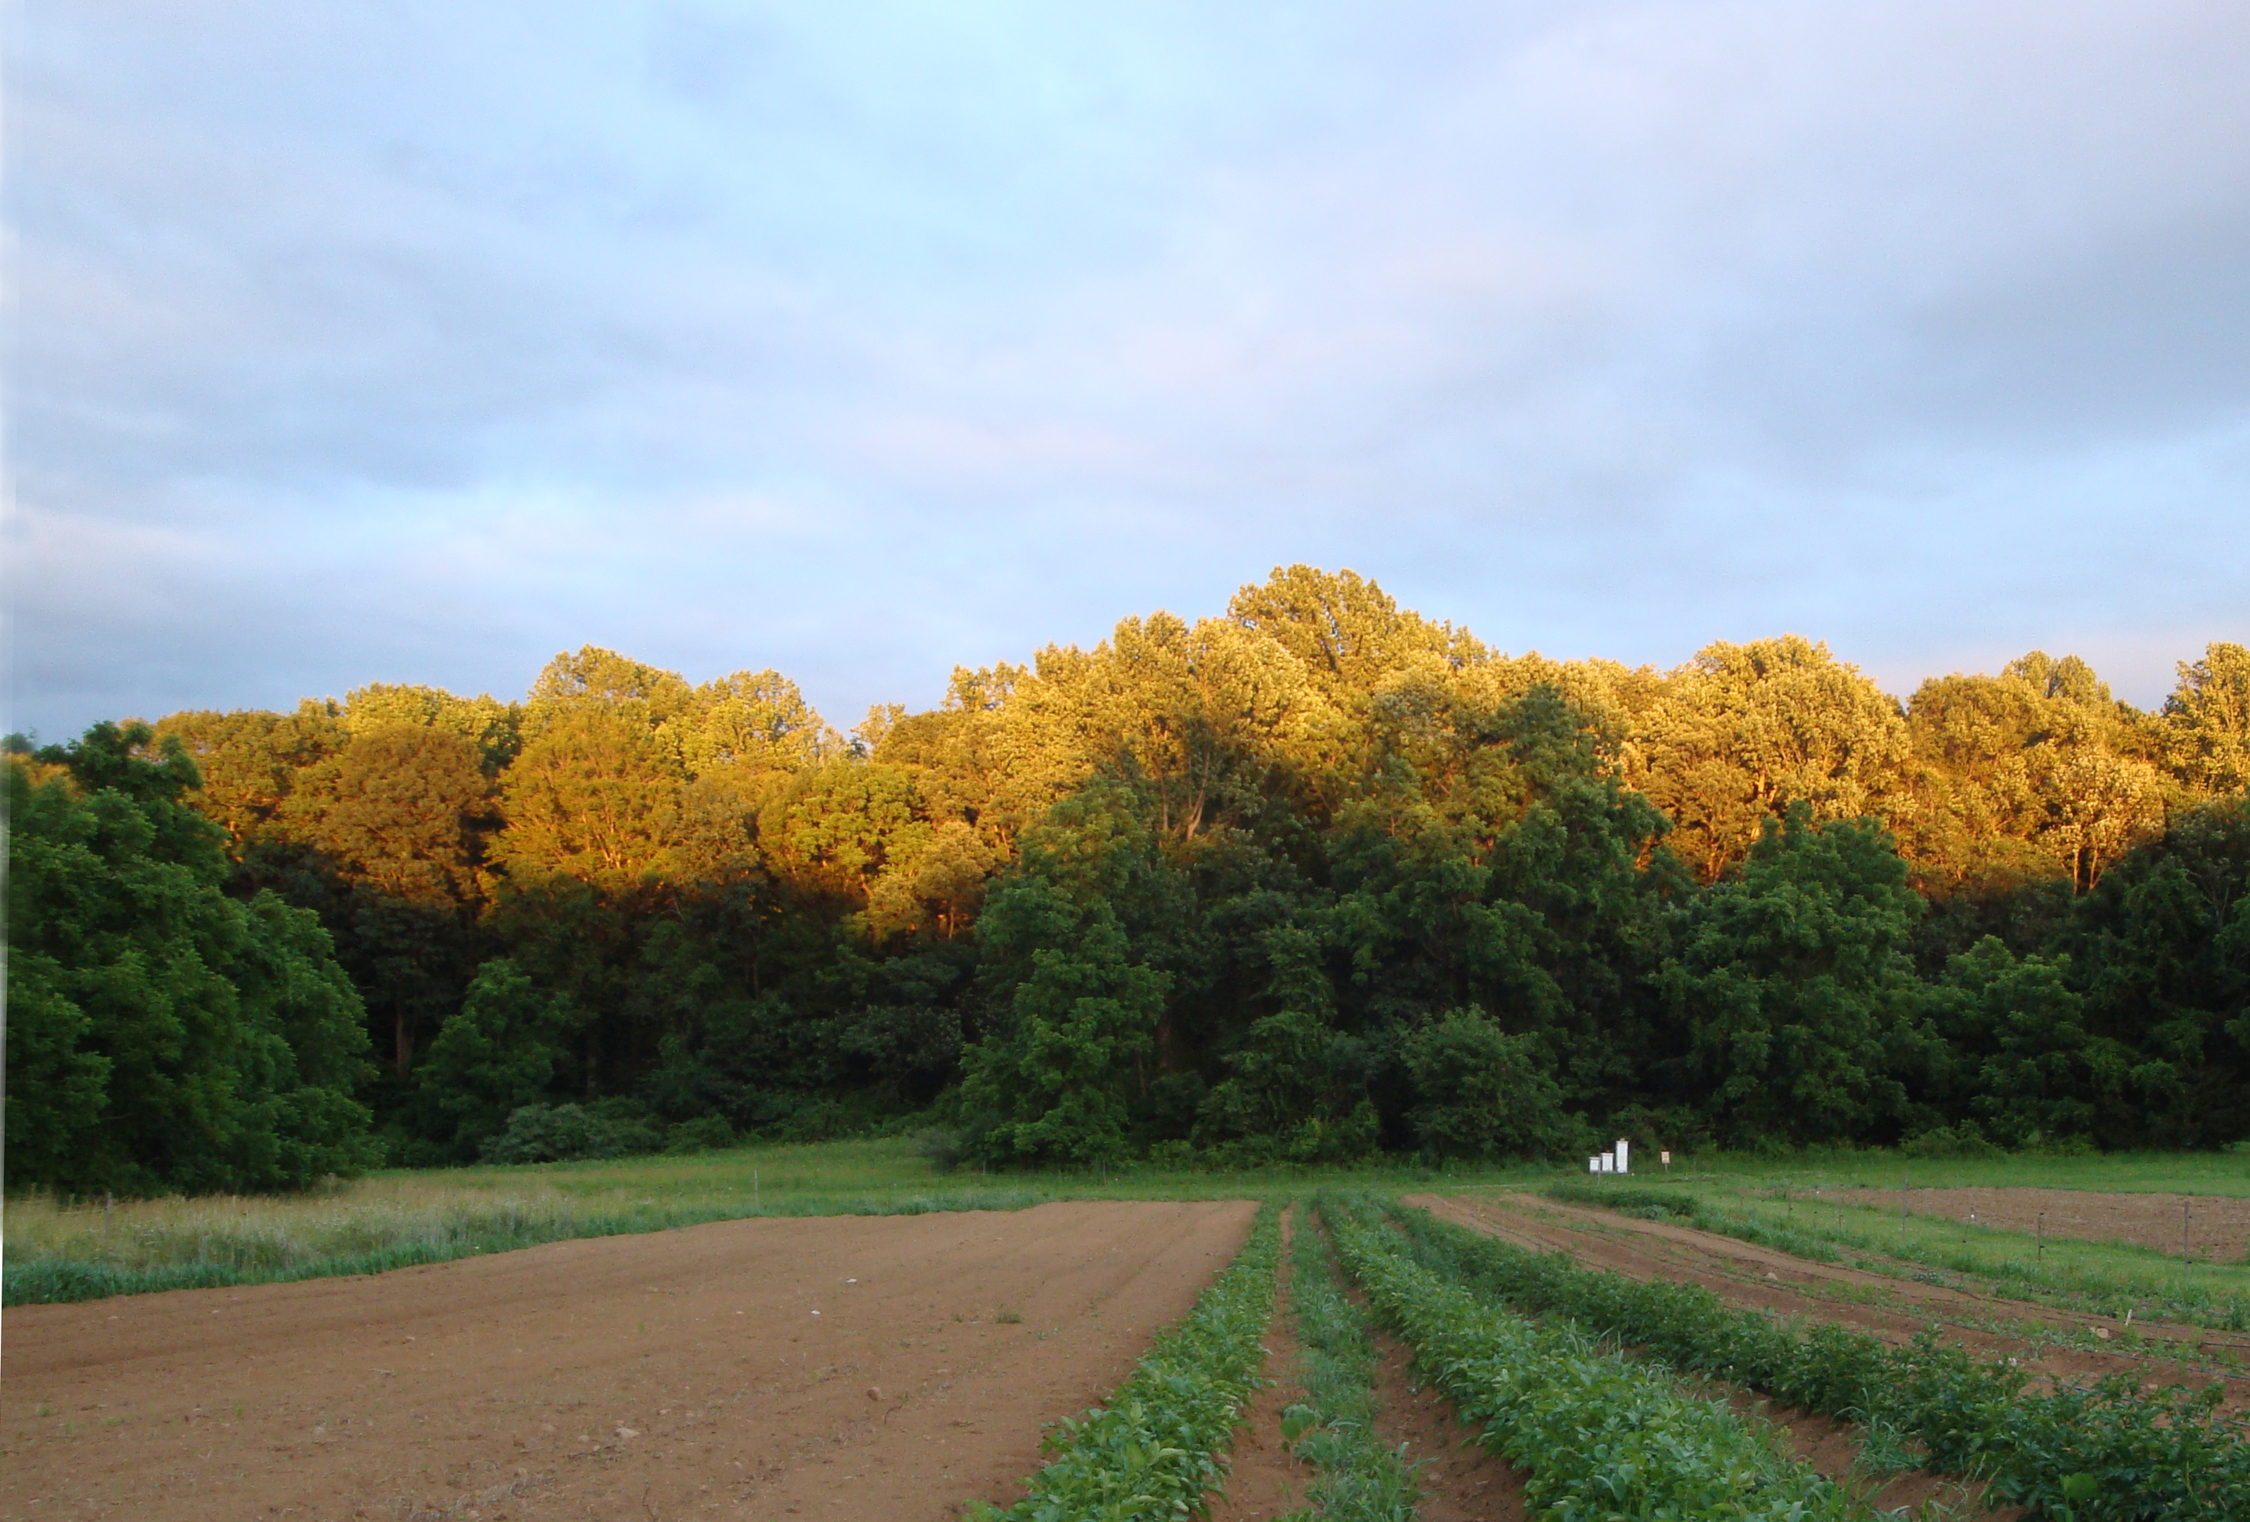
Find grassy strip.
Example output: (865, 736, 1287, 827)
(968, 1202, 1283, 1522)
(2, 1189, 1048, 1305)
(1545, 1178, 2250, 1329)
(1276, 1215, 1418, 1522)
(0, 1136, 1554, 1307)
(1399, 1198, 2250, 1522)
(1322, 1195, 1874, 1522)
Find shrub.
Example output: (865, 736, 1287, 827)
(478, 1103, 660, 1164)
(662, 1116, 734, 1154)
(1899, 1122, 2003, 1159)
(911, 1126, 970, 1173)
(1144, 1138, 1196, 1169)
(1400, 1009, 1566, 1160)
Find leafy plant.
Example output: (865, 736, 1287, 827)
(478, 1102, 660, 1163)
(967, 1203, 1281, 1521)
(1389, 1199, 2250, 1520)
(1282, 1217, 1418, 1522)
(1322, 1194, 1874, 1521)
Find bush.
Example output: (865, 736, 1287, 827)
(1400, 1008, 1567, 1160)
(1145, 1138, 1197, 1170)
(662, 1116, 735, 1154)
(911, 1126, 970, 1173)
(417, 959, 565, 1160)
(479, 1103, 661, 1164)
(1899, 1122, 2002, 1159)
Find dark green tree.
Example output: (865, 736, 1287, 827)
(414, 958, 567, 1160)
(6, 725, 380, 1193)
(957, 784, 1184, 1165)
(1660, 806, 1932, 1147)
(1400, 1007, 1568, 1160)
(2051, 798, 2250, 1146)
(1930, 938, 2121, 1147)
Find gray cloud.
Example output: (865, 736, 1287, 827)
(8, 0, 2248, 741)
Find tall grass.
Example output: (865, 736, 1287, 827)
(17, 1137, 2250, 1309)
(1665, 1147, 2250, 1198)
(1, 1172, 1052, 1305)
(1, 1139, 1547, 1306)
(1282, 1208, 1420, 1522)
(1538, 1177, 2250, 1329)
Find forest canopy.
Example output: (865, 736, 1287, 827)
(9, 567, 2248, 1191)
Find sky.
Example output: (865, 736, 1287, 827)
(8, 0, 2249, 742)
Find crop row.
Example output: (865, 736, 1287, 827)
(1322, 1195, 1877, 1522)
(1276, 1213, 1418, 1522)
(1388, 1198, 2250, 1522)
(967, 1203, 1281, 1522)
(1543, 1179, 2250, 1330)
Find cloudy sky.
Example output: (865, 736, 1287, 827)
(9, 1, 2248, 741)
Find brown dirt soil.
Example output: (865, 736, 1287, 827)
(1204, 1211, 1309, 1522)
(1409, 1191, 2250, 1404)
(1365, 1326, 1527, 1522)
(1216, 1209, 1532, 1520)
(0, 1199, 1256, 1522)
(1713, 1385, 2005, 1517)
(1832, 1184, 2250, 1264)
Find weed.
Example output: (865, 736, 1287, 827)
(1284, 1214, 1419, 1522)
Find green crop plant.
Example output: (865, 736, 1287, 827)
(1388, 1199, 2250, 1521)
(1321, 1196, 1877, 1522)
(967, 1203, 1282, 1522)
(1544, 1178, 2250, 1328)
(1274, 1215, 1418, 1522)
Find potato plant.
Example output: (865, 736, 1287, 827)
(1387, 1199, 2250, 1521)
(967, 1203, 1282, 1522)
(1322, 1197, 1876, 1522)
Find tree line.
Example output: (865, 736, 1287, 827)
(8, 566, 2248, 1192)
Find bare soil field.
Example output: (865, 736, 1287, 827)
(1829, 1184, 2250, 1263)
(0, 1199, 1255, 1522)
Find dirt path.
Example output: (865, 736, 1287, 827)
(1204, 1211, 1308, 1521)
(0, 1199, 1257, 1522)
(1364, 1324, 1527, 1522)
(1409, 1192, 2250, 1402)
(1829, 1184, 2250, 1263)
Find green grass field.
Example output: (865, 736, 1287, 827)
(1674, 1147, 2250, 1197)
(12, 1140, 2250, 1310)
(1529, 1150, 2250, 1329)
(0, 1140, 1555, 1305)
